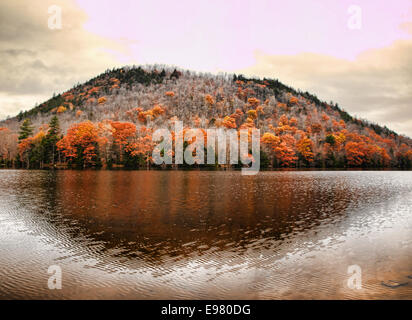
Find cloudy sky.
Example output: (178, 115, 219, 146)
(1, 0, 411, 136)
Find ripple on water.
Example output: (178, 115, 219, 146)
(0, 170, 411, 299)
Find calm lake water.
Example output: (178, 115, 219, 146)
(0, 170, 411, 299)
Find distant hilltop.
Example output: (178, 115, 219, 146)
(0, 65, 411, 169)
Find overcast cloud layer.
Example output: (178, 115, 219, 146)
(0, 0, 129, 120)
(239, 35, 412, 137)
(0, 0, 411, 137)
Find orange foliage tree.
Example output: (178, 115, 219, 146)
(205, 94, 215, 105)
(297, 136, 314, 164)
(18, 130, 46, 168)
(56, 106, 67, 114)
(109, 121, 136, 162)
(57, 121, 100, 167)
(222, 116, 237, 129)
(261, 132, 297, 167)
(125, 126, 154, 168)
(98, 97, 107, 104)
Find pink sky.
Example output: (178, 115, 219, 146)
(1, 0, 411, 136)
(75, 0, 412, 71)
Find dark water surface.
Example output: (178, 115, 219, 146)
(0, 170, 411, 299)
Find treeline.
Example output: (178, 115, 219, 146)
(10, 117, 62, 169)
(2, 114, 412, 170)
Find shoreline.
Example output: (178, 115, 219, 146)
(1, 167, 411, 172)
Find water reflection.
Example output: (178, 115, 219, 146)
(0, 170, 411, 299)
(15, 171, 356, 260)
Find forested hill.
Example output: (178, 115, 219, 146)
(0, 65, 411, 169)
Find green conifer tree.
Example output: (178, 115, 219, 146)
(44, 116, 61, 165)
(18, 119, 33, 141)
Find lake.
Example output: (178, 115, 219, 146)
(0, 170, 411, 299)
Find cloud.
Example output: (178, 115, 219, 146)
(0, 0, 411, 139)
(237, 39, 412, 137)
(0, 0, 133, 119)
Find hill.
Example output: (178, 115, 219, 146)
(0, 65, 411, 169)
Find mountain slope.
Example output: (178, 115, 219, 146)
(0, 65, 411, 169)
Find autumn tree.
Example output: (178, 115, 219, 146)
(261, 132, 297, 167)
(297, 136, 314, 165)
(222, 116, 237, 129)
(56, 106, 67, 114)
(396, 143, 412, 168)
(98, 97, 107, 104)
(109, 121, 136, 163)
(205, 94, 215, 105)
(345, 141, 368, 167)
(125, 126, 154, 168)
(18, 130, 46, 169)
(57, 121, 101, 168)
